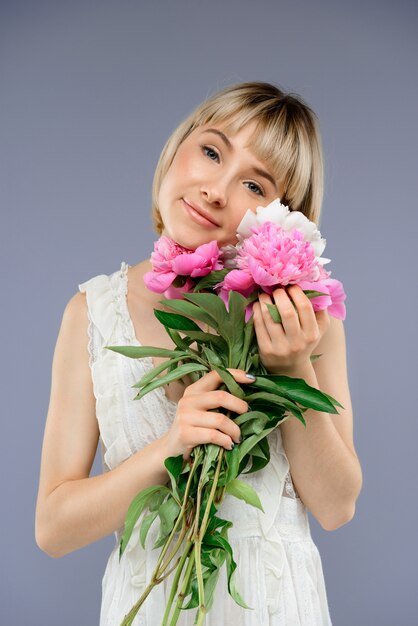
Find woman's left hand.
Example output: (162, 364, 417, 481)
(253, 284, 331, 376)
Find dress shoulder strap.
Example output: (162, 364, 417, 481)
(78, 262, 128, 368)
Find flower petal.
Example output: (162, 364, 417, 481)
(143, 270, 177, 293)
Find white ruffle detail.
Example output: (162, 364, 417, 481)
(79, 272, 132, 465)
(284, 470, 300, 499)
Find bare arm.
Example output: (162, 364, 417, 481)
(279, 315, 363, 531)
(35, 291, 171, 558)
(36, 292, 254, 558)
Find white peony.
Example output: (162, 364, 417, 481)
(236, 197, 331, 265)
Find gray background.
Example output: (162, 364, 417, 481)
(1, 0, 417, 624)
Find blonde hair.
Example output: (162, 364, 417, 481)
(151, 81, 324, 234)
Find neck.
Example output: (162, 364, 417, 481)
(132, 258, 172, 308)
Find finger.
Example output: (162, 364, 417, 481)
(191, 389, 249, 414)
(184, 368, 256, 395)
(253, 300, 276, 346)
(285, 285, 317, 335)
(257, 290, 296, 340)
(191, 425, 237, 451)
(192, 410, 242, 444)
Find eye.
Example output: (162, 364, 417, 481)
(201, 145, 220, 162)
(201, 145, 265, 196)
(245, 181, 264, 196)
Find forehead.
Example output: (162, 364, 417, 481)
(191, 119, 261, 156)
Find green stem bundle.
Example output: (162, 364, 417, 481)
(108, 288, 343, 626)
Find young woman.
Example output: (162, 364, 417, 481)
(35, 81, 362, 625)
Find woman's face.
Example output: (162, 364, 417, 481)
(157, 120, 285, 248)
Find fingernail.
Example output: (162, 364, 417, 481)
(230, 442, 235, 450)
(246, 373, 256, 380)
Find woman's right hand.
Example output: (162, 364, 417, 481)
(160, 368, 255, 462)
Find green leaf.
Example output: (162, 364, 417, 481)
(239, 413, 270, 436)
(225, 478, 265, 512)
(180, 329, 228, 353)
(164, 327, 193, 351)
(247, 398, 286, 421)
(203, 534, 252, 609)
(245, 391, 303, 416)
(182, 292, 228, 329)
(139, 509, 159, 549)
(204, 514, 233, 538)
(192, 269, 229, 291)
(211, 365, 245, 400)
(309, 353, 323, 363)
(263, 290, 329, 325)
(147, 489, 168, 513)
(201, 345, 225, 367)
(257, 436, 271, 462)
(225, 291, 246, 363)
(131, 353, 189, 388)
(238, 425, 277, 462)
(245, 454, 269, 474)
(203, 567, 222, 612)
(154, 309, 202, 331)
(319, 389, 345, 409)
(238, 315, 255, 370)
(244, 441, 268, 459)
(234, 410, 271, 428)
(159, 497, 181, 536)
(164, 454, 184, 499)
(133, 363, 208, 400)
(303, 289, 330, 299)
(254, 375, 341, 414)
(266, 302, 282, 323)
(182, 574, 199, 609)
(119, 485, 169, 560)
(199, 443, 222, 488)
(157, 298, 216, 329)
(105, 345, 184, 359)
(223, 445, 240, 484)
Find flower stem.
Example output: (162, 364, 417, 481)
(199, 448, 224, 538)
(169, 549, 196, 625)
(161, 538, 194, 625)
(154, 446, 203, 576)
(121, 448, 203, 626)
(196, 605, 208, 626)
(192, 447, 225, 621)
(157, 521, 187, 579)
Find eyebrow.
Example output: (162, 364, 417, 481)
(200, 128, 278, 190)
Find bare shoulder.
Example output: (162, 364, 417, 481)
(61, 290, 89, 334)
(36, 290, 99, 510)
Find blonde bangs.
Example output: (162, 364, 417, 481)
(151, 82, 324, 234)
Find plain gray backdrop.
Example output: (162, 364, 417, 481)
(1, 0, 417, 624)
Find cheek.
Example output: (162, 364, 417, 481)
(170, 147, 201, 182)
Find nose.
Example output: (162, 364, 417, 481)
(200, 179, 227, 208)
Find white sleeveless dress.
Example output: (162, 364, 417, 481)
(78, 261, 333, 626)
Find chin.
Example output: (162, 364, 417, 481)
(162, 227, 215, 250)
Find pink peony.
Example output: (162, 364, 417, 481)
(216, 222, 321, 296)
(143, 236, 224, 297)
(215, 223, 346, 321)
(298, 277, 346, 320)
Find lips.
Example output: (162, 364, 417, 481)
(183, 199, 220, 227)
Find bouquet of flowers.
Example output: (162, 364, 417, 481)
(106, 198, 346, 626)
